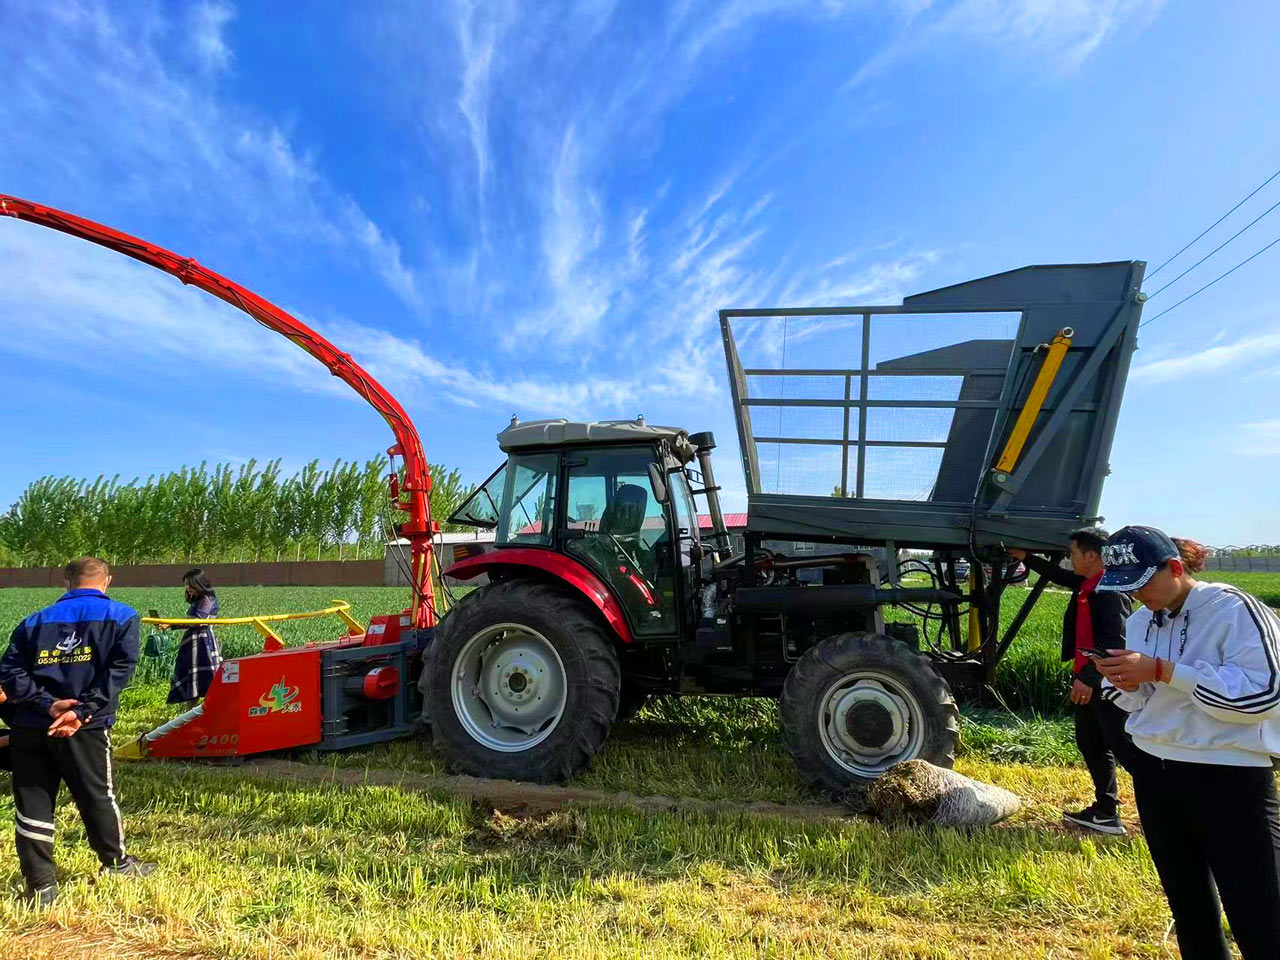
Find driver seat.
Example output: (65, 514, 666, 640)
(600, 484, 648, 538)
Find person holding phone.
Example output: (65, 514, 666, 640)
(1009, 527, 1132, 834)
(1094, 526, 1280, 960)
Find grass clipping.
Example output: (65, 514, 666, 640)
(863, 760, 1021, 826)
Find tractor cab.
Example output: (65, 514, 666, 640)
(448, 417, 708, 643)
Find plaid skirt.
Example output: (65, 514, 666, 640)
(167, 625, 222, 703)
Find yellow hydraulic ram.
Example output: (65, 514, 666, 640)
(993, 327, 1074, 479)
(141, 599, 364, 652)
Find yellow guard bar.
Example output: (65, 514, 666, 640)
(141, 599, 363, 649)
(994, 327, 1074, 476)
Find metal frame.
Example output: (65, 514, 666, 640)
(719, 262, 1147, 551)
(317, 637, 420, 750)
(725, 305, 1021, 500)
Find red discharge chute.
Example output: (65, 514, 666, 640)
(0, 194, 438, 628)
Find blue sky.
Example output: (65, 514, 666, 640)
(1, 0, 1278, 545)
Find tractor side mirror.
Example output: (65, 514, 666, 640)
(647, 462, 669, 504)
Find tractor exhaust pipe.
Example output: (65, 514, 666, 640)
(689, 432, 730, 563)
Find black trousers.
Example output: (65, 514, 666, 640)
(1130, 753, 1280, 960)
(10, 726, 128, 889)
(1074, 691, 1134, 816)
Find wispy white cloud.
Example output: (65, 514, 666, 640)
(4, 0, 1167, 447)
(0, 220, 616, 418)
(846, 0, 1167, 89)
(0, 0, 420, 311)
(455, 0, 513, 192)
(1230, 420, 1280, 458)
(0, 221, 339, 396)
(1131, 330, 1280, 385)
(188, 0, 235, 74)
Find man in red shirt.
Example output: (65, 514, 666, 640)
(1011, 527, 1132, 834)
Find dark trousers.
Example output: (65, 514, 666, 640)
(10, 726, 128, 889)
(1130, 753, 1280, 960)
(1074, 689, 1133, 816)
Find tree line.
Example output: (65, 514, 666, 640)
(0, 458, 473, 567)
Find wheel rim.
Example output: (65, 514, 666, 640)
(816, 669, 926, 777)
(451, 623, 568, 753)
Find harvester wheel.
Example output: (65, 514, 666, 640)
(780, 632, 958, 792)
(424, 579, 620, 782)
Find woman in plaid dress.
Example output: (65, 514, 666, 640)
(167, 568, 222, 706)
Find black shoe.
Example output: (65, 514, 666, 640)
(22, 883, 57, 907)
(100, 855, 157, 877)
(1064, 805, 1126, 835)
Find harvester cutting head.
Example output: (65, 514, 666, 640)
(118, 608, 425, 761)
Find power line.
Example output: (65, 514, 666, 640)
(1146, 196, 1280, 300)
(1146, 165, 1280, 281)
(1140, 233, 1280, 328)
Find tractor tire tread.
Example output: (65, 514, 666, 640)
(424, 578, 620, 783)
(780, 631, 959, 793)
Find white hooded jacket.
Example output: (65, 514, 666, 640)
(1101, 580, 1280, 767)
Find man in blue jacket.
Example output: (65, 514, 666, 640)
(0, 557, 155, 906)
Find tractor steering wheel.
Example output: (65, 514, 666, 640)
(606, 532, 652, 588)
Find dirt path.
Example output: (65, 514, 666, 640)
(239, 757, 860, 823)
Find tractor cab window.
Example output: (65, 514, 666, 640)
(563, 448, 677, 635)
(669, 470, 699, 542)
(495, 453, 558, 546)
(448, 462, 506, 529)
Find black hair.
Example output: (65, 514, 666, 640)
(1068, 526, 1109, 556)
(64, 556, 109, 584)
(182, 567, 215, 598)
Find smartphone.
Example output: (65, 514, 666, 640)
(1078, 647, 1107, 660)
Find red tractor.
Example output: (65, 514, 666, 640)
(426, 263, 1147, 790)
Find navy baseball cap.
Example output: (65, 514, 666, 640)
(1097, 525, 1179, 593)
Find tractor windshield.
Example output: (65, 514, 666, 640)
(448, 453, 559, 546)
(496, 453, 559, 546)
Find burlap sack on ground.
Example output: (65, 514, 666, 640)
(862, 759, 1021, 826)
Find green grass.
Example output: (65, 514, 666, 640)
(13, 580, 1278, 957)
(0, 757, 1171, 959)
(1198, 570, 1280, 606)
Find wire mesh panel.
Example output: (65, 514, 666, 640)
(724, 308, 1021, 503)
(756, 442, 845, 497)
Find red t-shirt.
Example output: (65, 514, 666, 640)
(1073, 571, 1102, 674)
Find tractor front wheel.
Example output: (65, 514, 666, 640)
(780, 632, 959, 792)
(424, 578, 621, 782)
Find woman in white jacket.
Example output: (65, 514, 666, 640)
(1095, 525, 1280, 960)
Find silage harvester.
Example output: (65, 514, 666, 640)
(1, 195, 1145, 790)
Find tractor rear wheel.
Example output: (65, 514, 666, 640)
(780, 632, 958, 792)
(424, 578, 621, 782)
